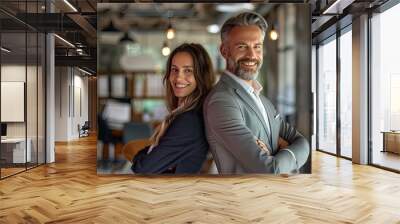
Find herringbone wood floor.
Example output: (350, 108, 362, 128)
(1, 135, 400, 224)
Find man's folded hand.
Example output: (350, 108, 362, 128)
(278, 137, 289, 149)
(256, 139, 271, 155)
(256, 137, 290, 156)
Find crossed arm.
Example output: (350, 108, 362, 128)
(256, 137, 289, 155)
(205, 94, 309, 174)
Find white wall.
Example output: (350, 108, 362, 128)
(1, 65, 34, 137)
(54, 67, 89, 141)
(1, 65, 26, 137)
(71, 73, 89, 138)
(55, 67, 69, 141)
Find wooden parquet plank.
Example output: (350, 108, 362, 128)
(1, 135, 400, 223)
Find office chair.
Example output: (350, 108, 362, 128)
(78, 121, 90, 138)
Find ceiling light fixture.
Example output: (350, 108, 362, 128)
(161, 42, 170, 56)
(63, 0, 78, 12)
(166, 24, 175, 40)
(207, 24, 220, 34)
(1, 47, 11, 53)
(54, 34, 75, 48)
(269, 25, 278, 41)
(165, 15, 175, 40)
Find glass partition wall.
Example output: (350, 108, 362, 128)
(0, 1, 46, 179)
(317, 35, 337, 155)
(0, 29, 27, 177)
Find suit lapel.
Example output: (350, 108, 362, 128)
(260, 96, 277, 149)
(234, 89, 267, 129)
(221, 74, 272, 147)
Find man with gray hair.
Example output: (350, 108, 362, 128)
(203, 12, 309, 174)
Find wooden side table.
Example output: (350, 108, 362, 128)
(382, 131, 400, 154)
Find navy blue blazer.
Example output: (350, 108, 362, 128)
(131, 109, 209, 174)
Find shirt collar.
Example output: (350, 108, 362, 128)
(224, 70, 263, 95)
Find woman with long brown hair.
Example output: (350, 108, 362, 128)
(130, 43, 215, 174)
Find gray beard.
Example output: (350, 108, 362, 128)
(237, 68, 259, 80)
(227, 58, 261, 81)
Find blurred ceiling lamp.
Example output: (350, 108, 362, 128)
(63, 0, 78, 12)
(162, 42, 171, 56)
(166, 24, 175, 39)
(1, 47, 11, 53)
(216, 3, 254, 12)
(269, 25, 278, 41)
(119, 32, 135, 43)
(102, 20, 120, 32)
(207, 24, 220, 34)
(54, 34, 75, 48)
(166, 17, 175, 40)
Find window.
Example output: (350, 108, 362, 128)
(370, 2, 400, 171)
(339, 28, 352, 158)
(317, 36, 337, 155)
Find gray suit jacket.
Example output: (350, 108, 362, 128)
(203, 73, 310, 174)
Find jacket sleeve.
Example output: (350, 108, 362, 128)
(273, 115, 310, 174)
(131, 112, 208, 174)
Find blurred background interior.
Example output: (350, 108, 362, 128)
(96, 3, 312, 174)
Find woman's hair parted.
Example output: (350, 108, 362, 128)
(149, 43, 215, 147)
